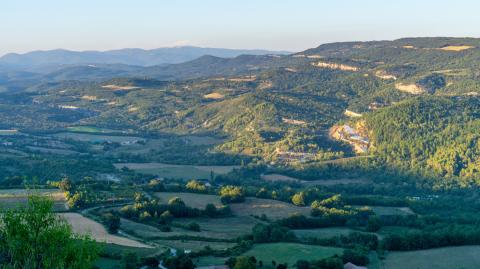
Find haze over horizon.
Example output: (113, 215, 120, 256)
(1, 0, 480, 56)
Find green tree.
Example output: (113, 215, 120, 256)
(291, 192, 306, 206)
(233, 256, 256, 269)
(164, 253, 194, 269)
(366, 216, 382, 232)
(102, 212, 121, 234)
(0, 195, 99, 269)
(121, 251, 138, 269)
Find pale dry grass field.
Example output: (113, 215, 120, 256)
(203, 92, 225, 99)
(395, 83, 425, 94)
(438, 45, 475, 51)
(101, 85, 140, 91)
(60, 213, 152, 248)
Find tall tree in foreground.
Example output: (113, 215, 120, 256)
(0, 195, 99, 269)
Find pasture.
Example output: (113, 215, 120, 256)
(26, 146, 79, 155)
(195, 256, 227, 267)
(293, 227, 360, 240)
(229, 197, 310, 219)
(261, 174, 299, 182)
(301, 178, 371, 186)
(53, 132, 143, 143)
(261, 174, 371, 186)
(0, 189, 67, 211)
(242, 243, 343, 266)
(121, 215, 259, 240)
(152, 239, 236, 252)
(366, 206, 414, 216)
(66, 126, 119, 133)
(114, 163, 238, 179)
(383, 246, 480, 269)
(154, 192, 222, 209)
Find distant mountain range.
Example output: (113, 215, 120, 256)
(0, 46, 291, 70)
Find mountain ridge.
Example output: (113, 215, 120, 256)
(0, 46, 292, 68)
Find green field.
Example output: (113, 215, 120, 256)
(194, 256, 228, 267)
(0, 189, 67, 211)
(293, 227, 360, 239)
(376, 226, 422, 240)
(154, 192, 310, 219)
(242, 243, 343, 266)
(53, 132, 143, 143)
(122, 214, 260, 240)
(383, 246, 480, 269)
(355, 206, 414, 216)
(114, 163, 238, 179)
(154, 192, 222, 209)
(26, 146, 79, 155)
(67, 126, 113, 133)
(229, 197, 311, 219)
(153, 239, 236, 252)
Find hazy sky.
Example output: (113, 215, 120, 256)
(1, 0, 480, 56)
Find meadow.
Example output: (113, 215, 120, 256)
(242, 243, 343, 266)
(53, 132, 143, 143)
(383, 246, 480, 269)
(0, 189, 67, 211)
(115, 163, 238, 179)
(154, 192, 222, 208)
(293, 227, 361, 240)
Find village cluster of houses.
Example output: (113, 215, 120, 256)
(332, 125, 369, 154)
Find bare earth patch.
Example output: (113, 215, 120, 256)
(437, 45, 475, 51)
(312, 62, 359, 72)
(101, 85, 140, 91)
(395, 83, 425, 94)
(60, 213, 152, 248)
(282, 118, 307, 125)
(204, 93, 225, 100)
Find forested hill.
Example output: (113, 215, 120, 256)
(0, 46, 290, 68)
(2, 37, 480, 188)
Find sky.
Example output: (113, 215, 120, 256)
(1, 0, 480, 56)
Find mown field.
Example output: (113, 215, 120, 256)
(242, 243, 343, 266)
(383, 246, 480, 269)
(115, 163, 238, 179)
